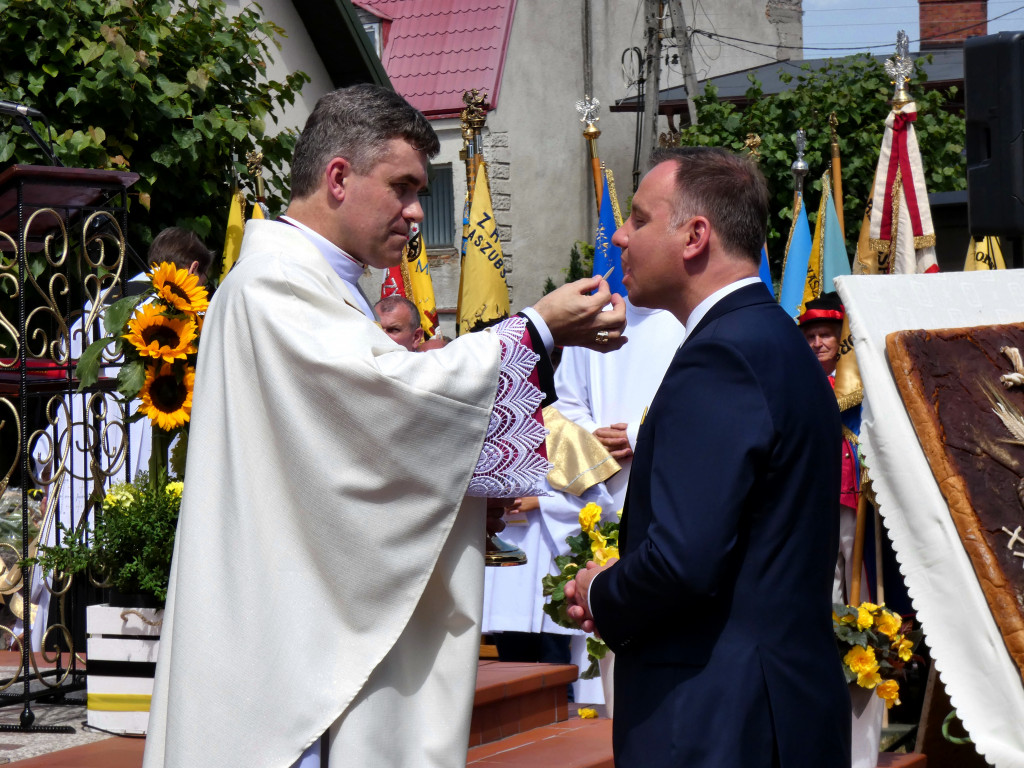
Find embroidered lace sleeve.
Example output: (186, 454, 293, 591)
(466, 316, 551, 497)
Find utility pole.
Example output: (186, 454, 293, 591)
(665, 0, 700, 126)
(639, 0, 661, 174)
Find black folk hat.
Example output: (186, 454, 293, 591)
(797, 291, 845, 326)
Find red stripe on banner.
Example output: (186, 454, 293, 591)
(893, 112, 924, 237)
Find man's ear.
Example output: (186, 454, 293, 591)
(680, 216, 712, 262)
(413, 326, 425, 346)
(325, 157, 352, 204)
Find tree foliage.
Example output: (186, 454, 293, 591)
(677, 54, 965, 272)
(0, 0, 309, 253)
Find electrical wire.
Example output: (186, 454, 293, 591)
(693, 4, 1024, 52)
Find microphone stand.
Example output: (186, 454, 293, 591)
(13, 113, 63, 167)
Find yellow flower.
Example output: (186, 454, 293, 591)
(896, 637, 913, 662)
(102, 484, 136, 512)
(164, 481, 184, 498)
(124, 304, 197, 364)
(856, 668, 882, 690)
(589, 528, 607, 548)
(578, 503, 602, 533)
(843, 645, 878, 676)
(875, 609, 901, 638)
(593, 546, 619, 566)
(139, 363, 195, 430)
(615, 508, 623, 520)
(150, 262, 210, 314)
(856, 605, 875, 630)
(875, 679, 901, 708)
(578, 707, 598, 719)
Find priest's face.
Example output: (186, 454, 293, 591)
(337, 138, 428, 268)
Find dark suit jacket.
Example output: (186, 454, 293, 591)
(589, 283, 851, 768)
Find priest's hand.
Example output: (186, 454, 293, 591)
(532, 276, 627, 352)
(594, 423, 633, 460)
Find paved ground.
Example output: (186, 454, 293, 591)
(0, 667, 115, 764)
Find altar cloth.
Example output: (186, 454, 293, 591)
(836, 271, 1024, 768)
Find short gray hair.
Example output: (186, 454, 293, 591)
(374, 294, 420, 329)
(650, 147, 768, 265)
(289, 84, 440, 200)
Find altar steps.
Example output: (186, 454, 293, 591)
(0, 660, 927, 767)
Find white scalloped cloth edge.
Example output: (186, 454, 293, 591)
(835, 271, 1024, 768)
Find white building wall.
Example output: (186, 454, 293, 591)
(426, 0, 801, 323)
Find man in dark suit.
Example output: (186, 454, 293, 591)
(566, 147, 851, 767)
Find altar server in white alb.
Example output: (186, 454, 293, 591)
(142, 85, 627, 768)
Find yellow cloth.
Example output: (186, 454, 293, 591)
(218, 188, 244, 282)
(458, 162, 510, 334)
(964, 236, 1005, 271)
(543, 406, 620, 496)
(407, 232, 439, 336)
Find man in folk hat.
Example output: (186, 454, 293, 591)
(798, 292, 845, 380)
(799, 292, 862, 605)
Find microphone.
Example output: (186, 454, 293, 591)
(0, 100, 44, 119)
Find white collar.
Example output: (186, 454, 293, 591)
(682, 276, 763, 343)
(278, 216, 374, 318)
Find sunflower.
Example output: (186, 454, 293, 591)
(124, 304, 197, 363)
(139, 363, 195, 430)
(150, 262, 210, 314)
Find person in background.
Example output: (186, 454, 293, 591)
(798, 292, 862, 605)
(374, 294, 424, 351)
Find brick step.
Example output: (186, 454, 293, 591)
(470, 661, 577, 747)
(467, 718, 613, 767)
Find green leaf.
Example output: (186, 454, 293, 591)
(156, 74, 188, 99)
(104, 293, 145, 335)
(117, 358, 146, 398)
(75, 336, 114, 390)
(80, 41, 105, 65)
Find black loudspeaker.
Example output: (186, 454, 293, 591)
(965, 32, 1024, 238)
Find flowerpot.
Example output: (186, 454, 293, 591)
(107, 589, 164, 609)
(86, 603, 163, 735)
(849, 684, 884, 768)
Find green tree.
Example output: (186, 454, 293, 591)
(543, 240, 594, 295)
(678, 54, 965, 273)
(0, 0, 308, 254)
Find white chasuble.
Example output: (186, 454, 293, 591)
(143, 220, 548, 768)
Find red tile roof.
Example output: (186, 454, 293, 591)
(355, 0, 517, 119)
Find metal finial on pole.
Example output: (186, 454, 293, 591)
(576, 95, 604, 211)
(791, 128, 809, 208)
(460, 89, 489, 198)
(743, 133, 762, 161)
(885, 30, 913, 108)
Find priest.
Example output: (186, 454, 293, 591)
(142, 84, 626, 768)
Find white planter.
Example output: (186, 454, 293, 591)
(849, 684, 884, 768)
(86, 603, 163, 735)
